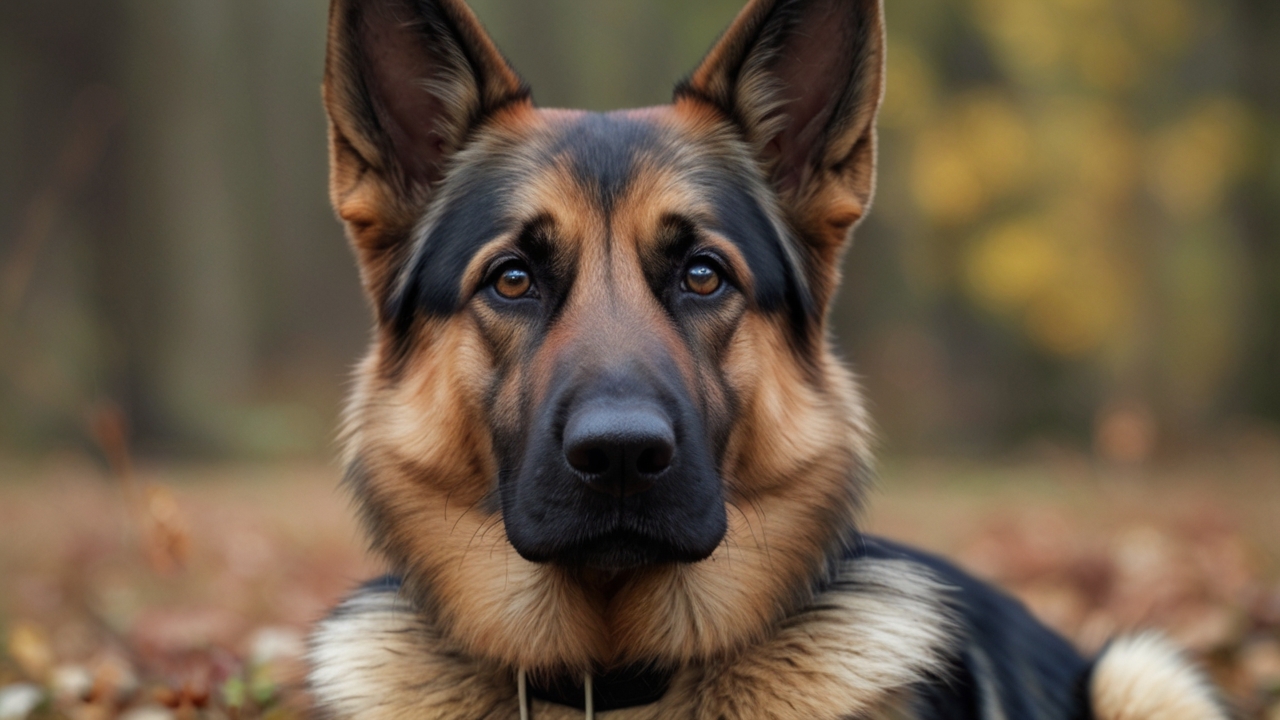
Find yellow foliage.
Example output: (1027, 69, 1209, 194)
(1076, 22, 1143, 91)
(1148, 98, 1252, 220)
(965, 219, 1063, 312)
(895, 2, 1250, 379)
(910, 92, 1031, 224)
(881, 41, 937, 129)
(912, 129, 987, 225)
(971, 0, 1066, 83)
(963, 215, 1125, 357)
(1039, 99, 1140, 203)
(1025, 268, 1122, 357)
(963, 94, 1034, 198)
(1130, 0, 1194, 56)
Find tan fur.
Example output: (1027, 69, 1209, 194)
(309, 557, 955, 720)
(344, 319, 613, 670)
(1089, 633, 1228, 720)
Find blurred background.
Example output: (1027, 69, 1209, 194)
(2, 0, 1279, 718)
(3, 0, 1278, 459)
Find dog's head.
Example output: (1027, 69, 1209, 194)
(325, 0, 884, 672)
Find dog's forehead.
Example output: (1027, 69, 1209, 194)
(390, 106, 811, 328)
(542, 110, 674, 211)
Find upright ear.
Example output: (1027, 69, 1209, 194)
(324, 0, 528, 306)
(678, 0, 885, 268)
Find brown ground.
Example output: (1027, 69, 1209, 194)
(1, 450, 1278, 718)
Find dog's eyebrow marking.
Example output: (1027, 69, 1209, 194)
(698, 170, 814, 324)
(390, 159, 523, 333)
(549, 112, 814, 328)
(389, 114, 657, 331)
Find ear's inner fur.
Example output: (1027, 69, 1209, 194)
(676, 0, 886, 313)
(341, 0, 529, 187)
(323, 0, 529, 312)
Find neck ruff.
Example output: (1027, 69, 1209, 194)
(309, 556, 955, 719)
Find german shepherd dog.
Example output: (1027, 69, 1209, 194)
(308, 0, 1228, 717)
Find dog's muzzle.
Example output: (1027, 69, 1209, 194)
(499, 363, 727, 570)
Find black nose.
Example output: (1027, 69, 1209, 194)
(563, 403, 675, 497)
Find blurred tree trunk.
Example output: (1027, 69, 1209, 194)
(119, 0, 256, 450)
(116, 0, 359, 453)
(1238, 0, 1280, 422)
(0, 0, 129, 448)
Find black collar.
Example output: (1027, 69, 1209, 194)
(528, 663, 674, 712)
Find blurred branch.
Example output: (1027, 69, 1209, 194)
(89, 401, 191, 575)
(1, 85, 122, 333)
(89, 401, 137, 500)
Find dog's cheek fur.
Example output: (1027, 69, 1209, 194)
(345, 316, 611, 671)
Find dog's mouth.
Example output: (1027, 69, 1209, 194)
(549, 529, 707, 571)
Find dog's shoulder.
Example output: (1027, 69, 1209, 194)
(857, 536, 1092, 719)
(858, 536, 1228, 720)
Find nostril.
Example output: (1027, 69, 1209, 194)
(635, 444, 672, 475)
(562, 403, 676, 496)
(568, 446, 611, 475)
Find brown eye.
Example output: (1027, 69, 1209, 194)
(684, 262, 721, 296)
(494, 264, 532, 299)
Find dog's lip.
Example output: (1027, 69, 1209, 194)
(571, 466, 666, 498)
(542, 527, 715, 570)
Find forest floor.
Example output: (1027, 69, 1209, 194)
(1, 449, 1278, 719)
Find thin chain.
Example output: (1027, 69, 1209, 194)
(517, 668, 595, 719)
(518, 668, 529, 720)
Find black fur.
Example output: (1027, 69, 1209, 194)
(392, 159, 522, 327)
(857, 538, 1095, 720)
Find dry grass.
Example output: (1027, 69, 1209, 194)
(1, 449, 1278, 718)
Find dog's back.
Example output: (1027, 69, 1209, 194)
(309, 0, 1228, 717)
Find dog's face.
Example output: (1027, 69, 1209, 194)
(325, 0, 883, 671)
